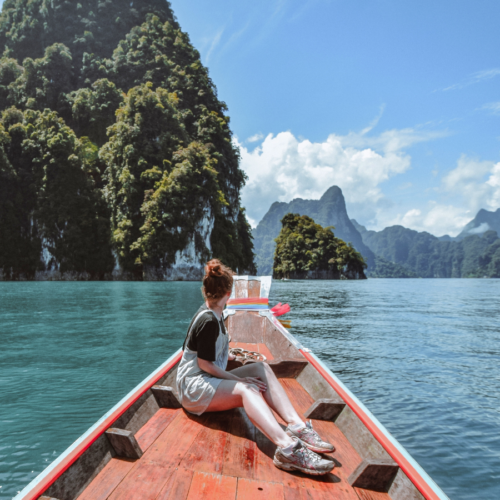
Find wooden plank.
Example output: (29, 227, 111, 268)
(257, 344, 275, 362)
(187, 471, 237, 500)
(236, 477, 284, 500)
(248, 280, 261, 298)
(253, 428, 291, 484)
(77, 458, 136, 500)
(269, 360, 308, 379)
(135, 408, 179, 452)
(105, 428, 143, 459)
(348, 459, 399, 492)
(281, 485, 303, 500)
(107, 460, 174, 500)
(108, 412, 204, 499)
(151, 386, 182, 409)
(235, 281, 248, 299)
(157, 468, 195, 500)
(222, 408, 256, 479)
(280, 379, 315, 414)
(284, 484, 361, 500)
(227, 313, 266, 344)
(142, 411, 206, 468)
(113, 392, 161, 435)
(304, 398, 346, 421)
(180, 410, 232, 474)
(311, 421, 363, 478)
(354, 488, 391, 500)
(282, 473, 360, 500)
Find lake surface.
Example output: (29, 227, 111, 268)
(1, 279, 499, 499)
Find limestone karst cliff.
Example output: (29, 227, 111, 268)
(0, 0, 255, 280)
(253, 186, 375, 275)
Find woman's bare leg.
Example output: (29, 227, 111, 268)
(229, 362, 303, 427)
(205, 379, 295, 448)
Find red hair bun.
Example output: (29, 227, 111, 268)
(202, 259, 234, 301)
(206, 261, 223, 277)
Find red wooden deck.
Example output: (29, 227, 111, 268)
(80, 378, 390, 500)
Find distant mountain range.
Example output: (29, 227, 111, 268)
(353, 221, 500, 278)
(253, 186, 500, 278)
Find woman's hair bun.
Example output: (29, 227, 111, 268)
(202, 259, 234, 301)
(207, 262, 222, 277)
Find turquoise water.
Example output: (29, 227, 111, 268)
(0, 280, 499, 499)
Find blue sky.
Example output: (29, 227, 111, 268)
(2, 0, 499, 235)
(168, 0, 500, 235)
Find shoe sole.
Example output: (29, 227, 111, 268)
(285, 431, 335, 454)
(273, 457, 334, 475)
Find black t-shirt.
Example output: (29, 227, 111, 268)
(183, 305, 227, 362)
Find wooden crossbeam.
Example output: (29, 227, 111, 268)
(348, 458, 399, 492)
(304, 397, 346, 421)
(105, 428, 143, 460)
(151, 385, 182, 409)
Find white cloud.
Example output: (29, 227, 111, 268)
(390, 204, 473, 237)
(237, 127, 443, 227)
(480, 101, 500, 115)
(439, 68, 500, 92)
(237, 125, 500, 237)
(468, 222, 491, 235)
(360, 104, 386, 135)
(443, 155, 500, 214)
(388, 156, 500, 237)
(247, 133, 264, 143)
(204, 27, 225, 63)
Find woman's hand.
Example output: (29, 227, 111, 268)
(239, 376, 267, 392)
(228, 352, 236, 361)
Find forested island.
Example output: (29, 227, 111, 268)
(273, 214, 366, 280)
(0, 0, 255, 281)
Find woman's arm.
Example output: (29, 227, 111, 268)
(198, 358, 267, 392)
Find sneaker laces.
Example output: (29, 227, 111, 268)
(294, 442, 322, 463)
(300, 422, 322, 443)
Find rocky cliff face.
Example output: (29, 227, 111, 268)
(0, 1, 255, 281)
(253, 186, 375, 274)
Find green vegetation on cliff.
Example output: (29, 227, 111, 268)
(253, 186, 374, 275)
(0, 1, 254, 279)
(273, 213, 366, 279)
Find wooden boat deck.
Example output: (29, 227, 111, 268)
(24, 277, 446, 500)
(78, 373, 383, 500)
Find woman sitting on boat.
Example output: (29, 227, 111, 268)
(176, 259, 335, 476)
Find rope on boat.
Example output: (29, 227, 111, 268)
(229, 347, 267, 363)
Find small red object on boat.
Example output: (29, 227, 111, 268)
(271, 302, 291, 316)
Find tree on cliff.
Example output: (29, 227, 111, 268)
(0, 1, 255, 279)
(273, 213, 367, 280)
(0, 107, 114, 278)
